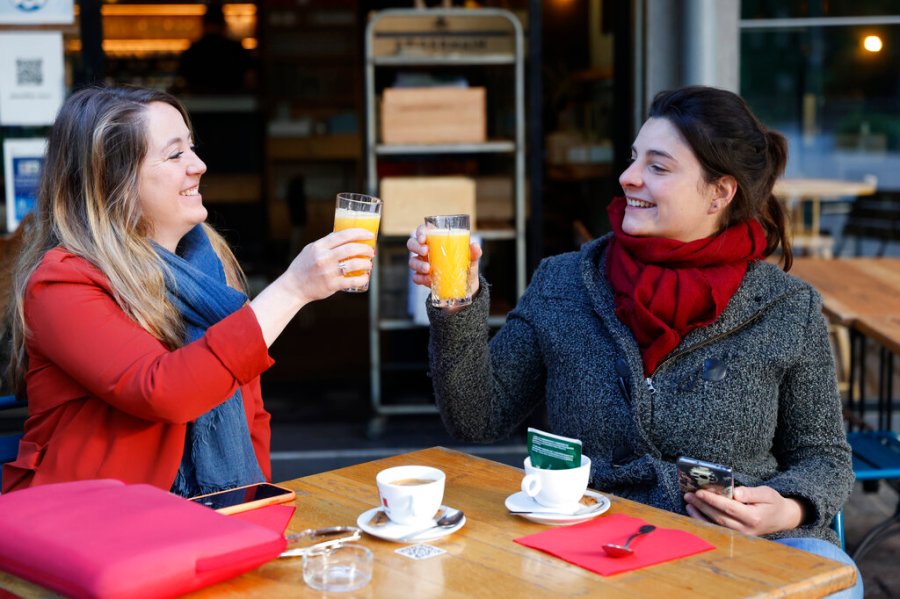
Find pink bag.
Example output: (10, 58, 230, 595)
(0, 479, 287, 598)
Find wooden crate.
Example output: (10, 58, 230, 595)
(380, 87, 486, 145)
(379, 176, 476, 236)
(475, 176, 514, 223)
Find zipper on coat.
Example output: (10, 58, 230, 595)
(645, 377, 656, 394)
(651, 310, 766, 377)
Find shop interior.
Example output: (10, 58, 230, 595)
(0, 0, 623, 419)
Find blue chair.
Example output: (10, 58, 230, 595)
(845, 330, 900, 560)
(832, 511, 845, 551)
(0, 395, 25, 489)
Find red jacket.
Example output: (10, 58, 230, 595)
(2, 248, 274, 493)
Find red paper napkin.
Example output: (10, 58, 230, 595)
(232, 504, 295, 535)
(515, 513, 715, 576)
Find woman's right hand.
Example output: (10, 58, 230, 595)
(250, 228, 375, 347)
(407, 224, 483, 301)
(287, 228, 375, 304)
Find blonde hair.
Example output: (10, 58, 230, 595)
(8, 87, 246, 395)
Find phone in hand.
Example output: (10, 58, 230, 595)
(676, 456, 734, 499)
(189, 482, 296, 515)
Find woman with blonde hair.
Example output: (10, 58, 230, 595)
(2, 86, 374, 496)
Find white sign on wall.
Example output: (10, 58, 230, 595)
(3, 138, 47, 232)
(0, 32, 64, 126)
(0, 0, 73, 25)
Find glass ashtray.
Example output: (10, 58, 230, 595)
(302, 543, 373, 593)
(281, 526, 361, 558)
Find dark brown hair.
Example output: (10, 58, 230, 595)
(648, 86, 792, 270)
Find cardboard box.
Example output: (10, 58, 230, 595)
(475, 176, 514, 223)
(380, 176, 476, 236)
(380, 87, 486, 145)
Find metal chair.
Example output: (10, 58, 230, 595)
(846, 430, 900, 560)
(832, 511, 845, 551)
(834, 194, 900, 258)
(845, 329, 900, 561)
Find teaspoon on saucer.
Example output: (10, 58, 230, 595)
(398, 510, 465, 542)
(602, 524, 656, 557)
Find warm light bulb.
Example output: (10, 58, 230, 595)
(863, 35, 883, 53)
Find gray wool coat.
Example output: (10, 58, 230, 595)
(427, 233, 853, 545)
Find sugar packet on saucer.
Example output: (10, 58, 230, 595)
(527, 428, 582, 470)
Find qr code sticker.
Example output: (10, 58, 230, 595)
(395, 543, 446, 560)
(16, 58, 43, 86)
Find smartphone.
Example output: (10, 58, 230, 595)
(189, 482, 296, 515)
(676, 456, 734, 499)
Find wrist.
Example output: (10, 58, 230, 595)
(783, 497, 807, 529)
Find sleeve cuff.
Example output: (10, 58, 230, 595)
(204, 305, 274, 383)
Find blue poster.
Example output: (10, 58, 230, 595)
(12, 156, 41, 221)
(3, 138, 46, 231)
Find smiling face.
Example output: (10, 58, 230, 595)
(618, 117, 734, 243)
(137, 101, 207, 251)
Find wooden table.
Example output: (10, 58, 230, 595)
(788, 258, 900, 326)
(774, 177, 877, 257)
(0, 447, 854, 598)
(789, 258, 900, 424)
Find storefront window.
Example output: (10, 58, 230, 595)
(740, 4, 900, 192)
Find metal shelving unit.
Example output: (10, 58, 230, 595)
(364, 8, 525, 436)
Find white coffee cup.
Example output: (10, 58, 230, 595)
(375, 465, 445, 526)
(521, 455, 591, 509)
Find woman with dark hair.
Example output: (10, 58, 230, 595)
(408, 86, 861, 596)
(3, 86, 374, 496)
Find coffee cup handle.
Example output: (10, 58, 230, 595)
(521, 474, 542, 498)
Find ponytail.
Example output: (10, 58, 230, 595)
(762, 130, 791, 271)
(761, 194, 792, 271)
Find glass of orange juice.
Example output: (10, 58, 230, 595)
(425, 214, 472, 308)
(333, 192, 382, 292)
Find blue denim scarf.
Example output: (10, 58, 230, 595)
(155, 225, 265, 497)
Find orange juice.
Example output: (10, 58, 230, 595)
(333, 209, 381, 277)
(426, 228, 471, 304)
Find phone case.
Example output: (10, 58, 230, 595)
(191, 483, 296, 515)
(676, 457, 734, 499)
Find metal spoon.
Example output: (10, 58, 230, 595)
(601, 524, 656, 557)
(398, 510, 465, 542)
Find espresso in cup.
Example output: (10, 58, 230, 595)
(388, 478, 434, 486)
(376, 465, 445, 526)
(521, 455, 591, 509)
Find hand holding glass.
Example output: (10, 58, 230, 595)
(333, 193, 382, 292)
(425, 214, 473, 308)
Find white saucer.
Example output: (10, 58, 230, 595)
(505, 490, 611, 526)
(356, 505, 466, 543)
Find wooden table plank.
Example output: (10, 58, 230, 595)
(789, 258, 900, 325)
(854, 315, 900, 356)
(0, 448, 856, 598)
(774, 178, 877, 200)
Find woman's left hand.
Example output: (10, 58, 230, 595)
(684, 485, 805, 536)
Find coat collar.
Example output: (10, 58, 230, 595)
(579, 233, 808, 371)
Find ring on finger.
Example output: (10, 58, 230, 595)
(338, 261, 347, 276)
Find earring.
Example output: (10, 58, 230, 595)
(711, 202, 718, 209)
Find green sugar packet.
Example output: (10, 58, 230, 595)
(527, 427, 583, 470)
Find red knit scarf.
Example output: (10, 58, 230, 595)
(605, 197, 766, 376)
